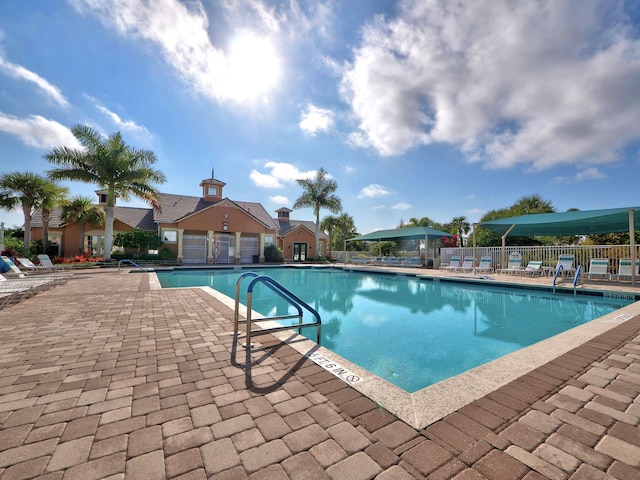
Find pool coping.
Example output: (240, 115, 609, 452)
(152, 267, 640, 429)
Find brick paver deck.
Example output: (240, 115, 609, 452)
(0, 269, 638, 479)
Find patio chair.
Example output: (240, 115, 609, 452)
(442, 256, 461, 271)
(585, 258, 610, 280)
(474, 256, 493, 273)
(457, 256, 475, 272)
(16, 257, 53, 273)
(1, 256, 26, 278)
(497, 256, 523, 274)
(517, 260, 543, 276)
(611, 258, 640, 281)
(37, 254, 68, 270)
(554, 254, 575, 277)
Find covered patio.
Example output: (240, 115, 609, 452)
(479, 207, 640, 285)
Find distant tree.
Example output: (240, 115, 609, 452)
(450, 216, 470, 247)
(293, 167, 342, 258)
(39, 181, 68, 254)
(61, 196, 106, 254)
(335, 213, 356, 252)
(320, 215, 340, 258)
(45, 124, 166, 261)
(114, 229, 163, 258)
(0, 172, 52, 249)
(405, 217, 435, 228)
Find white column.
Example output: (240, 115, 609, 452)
(207, 230, 214, 265)
(177, 229, 184, 262)
(235, 231, 241, 264)
(259, 233, 265, 263)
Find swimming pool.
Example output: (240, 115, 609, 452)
(156, 267, 633, 393)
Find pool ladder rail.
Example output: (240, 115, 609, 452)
(233, 272, 321, 348)
(118, 259, 152, 272)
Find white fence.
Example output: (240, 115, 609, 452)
(333, 245, 640, 275)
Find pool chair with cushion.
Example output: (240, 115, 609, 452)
(517, 260, 543, 276)
(585, 258, 610, 280)
(442, 256, 461, 271)
(457, 256, 475, 272)
(497, 256, 523, 274)
(554, 254, 575, 277)
(611, 258, 640, 281)
(474, 256, 493, 273)
(1, 256, 27, 278)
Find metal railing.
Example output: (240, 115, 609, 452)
(233, 272, 321, 348)
(118, 259, 151, 272)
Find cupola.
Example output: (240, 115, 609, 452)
(200, 166, 226, 202)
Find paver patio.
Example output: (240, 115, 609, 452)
(0, 269, 638, 479)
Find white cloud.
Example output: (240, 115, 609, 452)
(95, 104, 150, 136)
(341, 0, 640, 171)
(575, 167, 606, 181)
(269, 195, 289, 205)
(299, 104, 334, 135)
(0, 55, 68, 107)
(391, 202, 411, 210)
(343, 164, 356, 173)
(358, 184, 390, 199)
(0, 112, 81, 149)
(250, 161, 316, 188)
(69, 0, 280, 103)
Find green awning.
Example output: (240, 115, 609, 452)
(480, 207, 640, 236)
(349, 226, 452, 242)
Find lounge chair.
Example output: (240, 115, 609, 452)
(554, 254, 575, 277)
(497, 256, 523, 275)
(0, 273, 60, 308)
(456, 256, 475, 272)
(442, 256, 461, 271)
(585, 258, 610, 280)
(517, 260, 543, 276)
(474, 256, 493, 273)
(37, 254, 68, 270)
(611, 258, 640, 281)
(16, 257, 53, 273)
(1, 256, 26, 278)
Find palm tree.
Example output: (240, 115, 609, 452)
(39, 181, 68, 254)
(335, 213, 356, 253)
(0, 172, 52, 249)
(320, 215, 339, 259)
(292, 168, 342, 258)
(450, 216, 470, 247)
(45, 124, 166, 261)
(405, 216, 434, 228)
(61, 196, 106, 254)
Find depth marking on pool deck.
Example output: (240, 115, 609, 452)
(305, 352, 363, 384)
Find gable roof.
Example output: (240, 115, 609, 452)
(480, 207, 640, 236)
(276, 219, 328, 239)
(29, 205, 155, 230)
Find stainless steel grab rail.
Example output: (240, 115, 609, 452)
(234, 272, 321, 348)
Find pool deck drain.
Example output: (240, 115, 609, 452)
(0, 268, 639, 479)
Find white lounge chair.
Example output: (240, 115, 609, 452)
(497, 256, 523, 275)
(585, 258, 610, 280)
(517, 260, 543, 276)
(442, 256, 461, 271)
(16, 257, 52, 273)
(456, 256, 475, 272)
(554, 254, 575, 277)
(37, 254, 68, 270)
(1, 256, 26, 278)
(611, 258, 640, 281)
(474, 256, 493, 273)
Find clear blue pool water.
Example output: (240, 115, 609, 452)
(156, 267, 633, 392)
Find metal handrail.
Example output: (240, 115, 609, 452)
(234, 272, 321, 348)
(552, 264, 563, 292)
(118, 259, 150, 272)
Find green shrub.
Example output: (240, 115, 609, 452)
(264, 244, 283, 262)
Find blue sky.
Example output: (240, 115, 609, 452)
(1, 0, 640, 235)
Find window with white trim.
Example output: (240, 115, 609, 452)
(163, 230, 178, 243)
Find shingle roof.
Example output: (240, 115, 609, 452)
(275, 219, 328, 239)
(30, 206, 155, 230)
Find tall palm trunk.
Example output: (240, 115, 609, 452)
(104, 205, 114, 261)
(42, 208, 50, 254)
(77, 222, 86, 254)
(22, 205, 32, 249)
